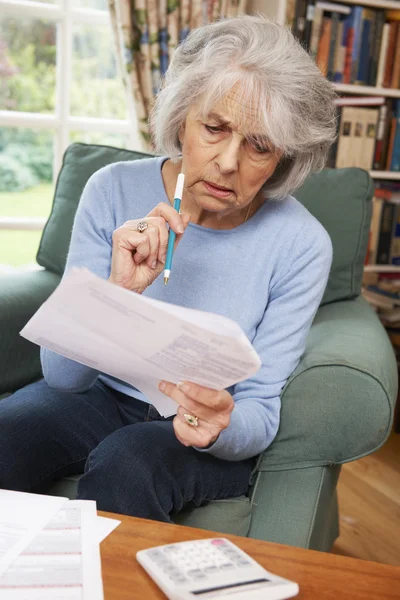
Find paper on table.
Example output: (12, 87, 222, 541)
(20, 268, 261, 416)
(0, 500, 104, 600)
(96, 516, 120, 544)
(0, 490, 67, 579)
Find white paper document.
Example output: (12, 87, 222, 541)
(0, 490, 67, 579)
(21, 268, 261, 416)
(96, 516, 120, 544)
(0, 500, 103, 600)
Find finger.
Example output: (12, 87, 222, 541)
(155, 217, 169, 264)
(132, 235, 151, 265)
(173, 213, 191, 252)
(140, 227, 160, 269)
(173, 415, 215, 448)
(148, 202, 188, 236)
(159, 381, 231, 427)
(177, 381, 233, 413)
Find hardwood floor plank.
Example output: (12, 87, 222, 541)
(332, 431, 400, 565)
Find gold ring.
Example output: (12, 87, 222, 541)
(183, 413, 199, 427)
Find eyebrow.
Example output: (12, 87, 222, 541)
(206, 112, 231, 126)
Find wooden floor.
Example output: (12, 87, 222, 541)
(331, 429, 400, 566)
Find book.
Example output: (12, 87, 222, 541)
(350, 6, 363, 82)
(310, 5, 324, 59)
(335, 106, 357, 168)
(369, 197, 384, 265)
(385, 116, 398, 170)
(391, 205, 400, 265)
(327, 12, 340, 79)
(376, 201, 396, 264)
(317, 16, 332, 76)
(376, 22, 390, 88)
(390, 101, 400, 171)
(373, 101, 389, 169)
(355, 9, 375, 85)
(383, 22, 399, 88)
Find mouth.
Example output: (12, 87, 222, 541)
(203, 180, 234, 198)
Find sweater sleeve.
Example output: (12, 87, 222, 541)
(40, 166, 114, 392)
(196, 222, 333, 461)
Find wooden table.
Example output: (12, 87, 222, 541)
(99, 512, 400, 599)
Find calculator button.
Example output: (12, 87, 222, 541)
(171, 575, 188, 584)
(236, 558, 251, 567)
(219, 562, 235, 571)
(204, 566, 219, 574)
(163, 545, 179, 553)
(187, 569, 206, 580)
(148, 549, 163, 558)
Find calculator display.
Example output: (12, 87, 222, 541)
(191, 577, 271, 595)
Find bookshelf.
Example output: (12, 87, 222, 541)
(334, 83, 400, 97)
(249, 0, 400, 276)
(370, 170, 400, 178)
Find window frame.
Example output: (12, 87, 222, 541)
(0, 0, 139, 231)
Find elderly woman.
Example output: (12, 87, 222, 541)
(0, 15, 335, 521)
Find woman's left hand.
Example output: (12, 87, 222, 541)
(158, 381, 234, 448)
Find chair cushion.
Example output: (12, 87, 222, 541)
(38, 144, 373, 305)
(42, 475, 252, 537)
(37, 143, 153, 276)
(294, 167, 373, 305)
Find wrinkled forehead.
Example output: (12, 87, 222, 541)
(194, 85, 268, 138)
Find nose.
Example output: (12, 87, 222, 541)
(215, 135, 241, 174)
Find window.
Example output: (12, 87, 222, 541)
(0, 0, 139, 270)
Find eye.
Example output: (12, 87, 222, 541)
(204, 124, 223, 134)
(251, 140, 270, 154)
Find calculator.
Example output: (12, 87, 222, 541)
(136, 537, 299, 599)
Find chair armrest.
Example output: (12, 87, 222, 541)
(259, 296, 397, 471)
(0, 269, 61, 394)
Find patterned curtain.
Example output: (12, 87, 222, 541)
(109, 0, 248, 150)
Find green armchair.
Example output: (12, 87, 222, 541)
(0, 143, 397, 551)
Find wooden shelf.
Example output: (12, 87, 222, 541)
(364, 265, 400, 272)
(335, 0, 400, 9)
(369, 171, 400, 179)
(333, 83, 400, 98)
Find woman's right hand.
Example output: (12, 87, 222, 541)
(108, 202, 190, 293)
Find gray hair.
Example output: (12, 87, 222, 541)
(150, 14, 337, 199)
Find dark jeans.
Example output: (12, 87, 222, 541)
(0, 378, 254, 522)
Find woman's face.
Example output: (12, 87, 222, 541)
(178, 88, 281, 219)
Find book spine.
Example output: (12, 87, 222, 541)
(383, 22, 399, 88)
(355, 11, 371, 85)
(310, 6, 324, 60)
(390, 100, 400, 171)
(303, 0, 316, 51)
(343, 10, 355, 84)
(327, 12, 340, 79)
(369, 197, 383, 265)
(370, 10, 385, 86)
(386, 116, 398, 170)
(391, 205, 400, 264)
(373, 103, 389, 169)
(317, 17, 332, 77)
(376, 23, 390, 88)
(377, 201, 396, 264)
(351, 6, 364, 82)
(333, 19, 345, 81)
(380, 100, 394, 169)
(391, 27, 400, 88)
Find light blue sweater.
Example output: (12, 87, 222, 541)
(41, 157, 333, 461)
